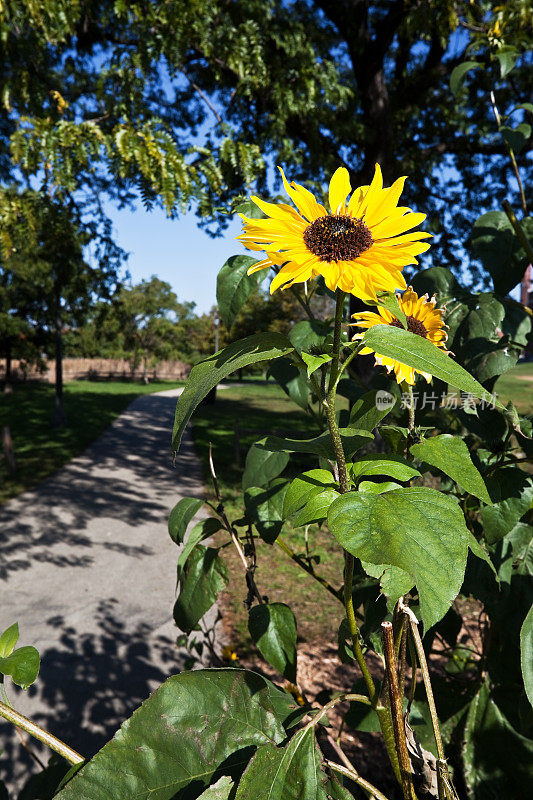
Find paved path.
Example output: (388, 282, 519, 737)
(0, 388, 209, 787)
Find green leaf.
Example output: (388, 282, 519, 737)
(291, 488, 340, 526)
(173, 546, 228, 634)
(55, 669, 291, 800)
(517, 102, 533, 115)
(0, 622, 19, 657)
(328, 487, 484, 630)
(248, 602, 297, 682)
(197, 776, 234, 799)
(410, 434, 491, 503)
(289, 319, 332, 352)
(268, 357, 309, 409)
(244, 479, 289, 543)
(242, 441, 289, 491)
(283, 469, 335, 518)
(361, 562, 415, 612)
(172, 333, 294, 452)
(450, 61, 483, 97)
(358, 481, 401, 494)
(363, 325, 502, 407)
(463, 681, 533, 798)
(410, 266, 462, 304)
(376, 291, 407, 328)
(500, 123, 531, 155)
(471, 211, 531, 296)
(521, 604, 533, 710)
(495, 46, 518, 77)
(234, 198, 266, 219)
(481, 467, 533, 544)
(326, 773, 357, 799)
(168, 497, 204, 544)
(235, 729, 327, 800)
(350, 454, 420, 482)
(176, 517, 222, 579)
(216, 255, 264, 329)
(258, 428, 373, 460)
(0, 646, 40, 690)
(349, 389, 396, 431)
(300, 351, 332, 377)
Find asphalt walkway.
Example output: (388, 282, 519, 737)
(0, 388, 209, 786)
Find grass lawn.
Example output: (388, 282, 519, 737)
(191, 380, 346, 648)
(494, 360, 533, 415)
(0, 379, 184, 504)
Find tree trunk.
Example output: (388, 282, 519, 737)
(3, 342, 13, 394)
(52, 285, 67, 427)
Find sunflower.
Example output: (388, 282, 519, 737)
(351, 287, 449, 385)
(237, 165, 431, 300)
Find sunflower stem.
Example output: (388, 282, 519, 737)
(325, 290, 403, 787)
(407, 384, 416, 432)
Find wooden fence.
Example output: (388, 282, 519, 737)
(0, 357, 190, 383)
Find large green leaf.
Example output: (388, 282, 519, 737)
(481, 467, 533, 544)
(258, 428, 373, 460)
(0, 646, 40, 690)
(216, 255, 264, 330)
(268, 357, 309, 409)
(173, 546, 228, 634)
(328, 487, 488, 630)
(283, 469, 335, 518)
(521, 604, 533, 711)
(289, 319, 332, 353)
(242, 441, 289, 491)
(500, 123, 531, 155)
(244, 479, 289, 543)
(172, 333, 293, 452)
(55, 670, 291, 800)
(349, 389, 396, 431)
(471, 211, 531, 296)
(410, 434, 491, 504)
(291, 488, 340, 527)
(363, 325, 502, 406)
(168, 497, 204, 544)
(248, 602, 297, 682)
(350, 454, 420, 482)
(463, 680, 533, 799)
(235, 729, 327, 800)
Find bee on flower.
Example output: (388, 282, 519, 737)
(237, 165, 431, 301)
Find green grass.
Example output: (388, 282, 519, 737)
(0, 379, 184, 504)
(191, 381, 346, 646)
(494, 361, 533, 415)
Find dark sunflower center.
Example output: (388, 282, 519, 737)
(303, 214, 374, 262)
(391, 315, 428, 338)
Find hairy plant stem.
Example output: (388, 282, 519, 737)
(407, 384, 416, 433)
(399, 600, 455, 800)
(0, 700, 84, 765)
(326, 760, 392, 800)
(326, 290, 401, 785)
(382, 622, 415, 800)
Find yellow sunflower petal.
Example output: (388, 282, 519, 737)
(363, 175, 407, 227)
(278, 167, 323, 222)
(371, 211, 426, 239)
(329, 167, 352, 213)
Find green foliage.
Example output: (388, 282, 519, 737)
(409, 434, 491, 504)
(173, 545, 228, 634)
(54, 670, 297, 799)
(248, 603, 297, 682)
(216, 255, 264, 330)
(168, 497, 205, 544)
(172, 333, 294, 453)
(0, 623, 40, 690)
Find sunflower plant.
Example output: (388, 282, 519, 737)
(1, 165, 532, 800)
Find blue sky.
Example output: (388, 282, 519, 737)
(106, 204, 246, 315)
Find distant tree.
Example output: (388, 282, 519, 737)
(0, 189, 122, 423)
(108, 277, 190, 381)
